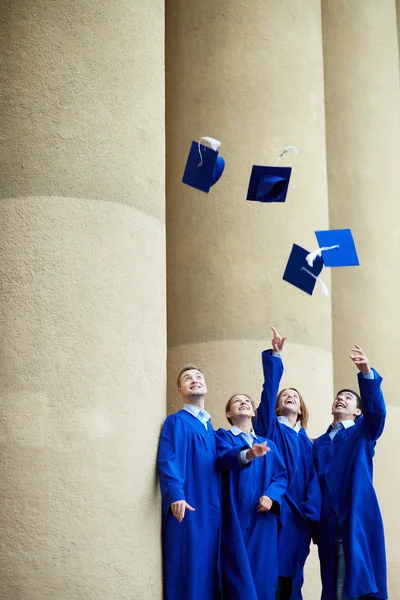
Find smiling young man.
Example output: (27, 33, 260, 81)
(157, 365, 221, 600)
(313, 345, 387, 600)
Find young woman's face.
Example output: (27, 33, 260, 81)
(226, 395, 255, 421)
(277, 389, 301, 416)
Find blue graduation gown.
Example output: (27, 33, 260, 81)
(254, 350, 321, 591)
(313, 370, 387, 600)
(215, 428, 287, 600)
(158, 410, 221, 600)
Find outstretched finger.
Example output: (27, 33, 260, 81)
(351, 345, 364, 354)
(271, 326, 279, 338)
(185, 503, 195, 512)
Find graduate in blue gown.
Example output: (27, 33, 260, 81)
(254, 327, 322, 600)
(215, 393, 288, 600)
(158, 365, 221, 600)
(313, 345, 387, 600)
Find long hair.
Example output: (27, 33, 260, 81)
(275, 388, 309, 429)
(225, 394, 256, 426)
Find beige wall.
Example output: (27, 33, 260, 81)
(0, 1, 165, 599)
(322, 1, 400, 596)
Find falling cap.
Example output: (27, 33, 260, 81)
(282, 244, 327, 295)
(309, 228, 360, 267)
(246, 165, 292, 203)
(182, 137, 225, 193)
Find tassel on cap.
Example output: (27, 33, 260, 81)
(301, 267, 329, 296)
(197, 137, 221, 167)
(306, 245, 340, 267)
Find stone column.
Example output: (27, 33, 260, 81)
(166, 2, 332, 592)
(322, 0, 400, 594)
(166, 0, 332, 432)
(0, 1, 165, 598)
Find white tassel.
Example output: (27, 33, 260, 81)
(197, 137, 221, 167)
(301, 267, 329, 296)
(306, 245, 340, 267)
(275, 145, 299, 166)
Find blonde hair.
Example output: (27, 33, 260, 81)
(275, 388, 309, 429)
(225, 394, 256, 426)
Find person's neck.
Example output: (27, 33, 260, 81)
(332, 415, 355, 427)
(279, 411, 299, 428)
(184, 396, 205, 411)
(232, 417, 253, 434)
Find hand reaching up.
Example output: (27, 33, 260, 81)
(349, 345, 371, 374)
(271, 326, 287, 353)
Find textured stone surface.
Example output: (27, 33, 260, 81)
(166, 1, 332, 595)
(323, 1, 400, 596)
(0, 0, 164, 220)
(166, 0, 332, 350)
(0, 199, 166, 599)
(0, 0, 165, 597)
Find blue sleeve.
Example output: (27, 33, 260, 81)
(215, 429, 248, 471)
(264, 444, 288, 504)
(157, 415, 187, 512)
(358, 368, 386, 442)
(254, 349, 284, 439)
(299, 462, 322, 522)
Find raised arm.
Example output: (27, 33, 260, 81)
(254, 327, 286, 439)
(351, 345, 386, 442)
(158, 415, 195, 521)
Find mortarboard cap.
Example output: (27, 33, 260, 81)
(246, 165, 292, 203)
(313, 228, 359, 267)
(182, 138, 225, 193)
(282, 244, 325, 295)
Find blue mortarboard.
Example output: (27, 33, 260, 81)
(246, 165, 292, 203)
(182, 138, 225, 193)
(282, 244, 325, 295)
(311, 228, 359, 267)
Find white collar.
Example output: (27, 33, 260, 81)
(277, 415, 301, 433)
(329, 419, 355, 431)
(230, 425, 257, 438)
(183, 403, 211, 421)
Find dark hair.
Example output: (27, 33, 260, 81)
(336, 389, 362, 411)
(275, 388, 309, 429)
(225, 394, 256, 426)
(177, 365, 204, 388)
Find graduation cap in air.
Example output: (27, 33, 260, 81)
(246, 146, 298, 203)
(282, 243, 328, 296)
(306, 228, 359, 268)
(182, 137, 225, 193)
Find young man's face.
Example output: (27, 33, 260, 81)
(178, 369, 207, 400)
(226, 395, 255, 422)
(331, 391, 362, 421)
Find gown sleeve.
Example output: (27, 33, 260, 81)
(263, 443, 288, 505)
(299, 461, 322, 522)
(158, 414, 188, 513)
(215, 429, 248, 471)
(254, 349, 284, 439)
(358, 369, 386, 442)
